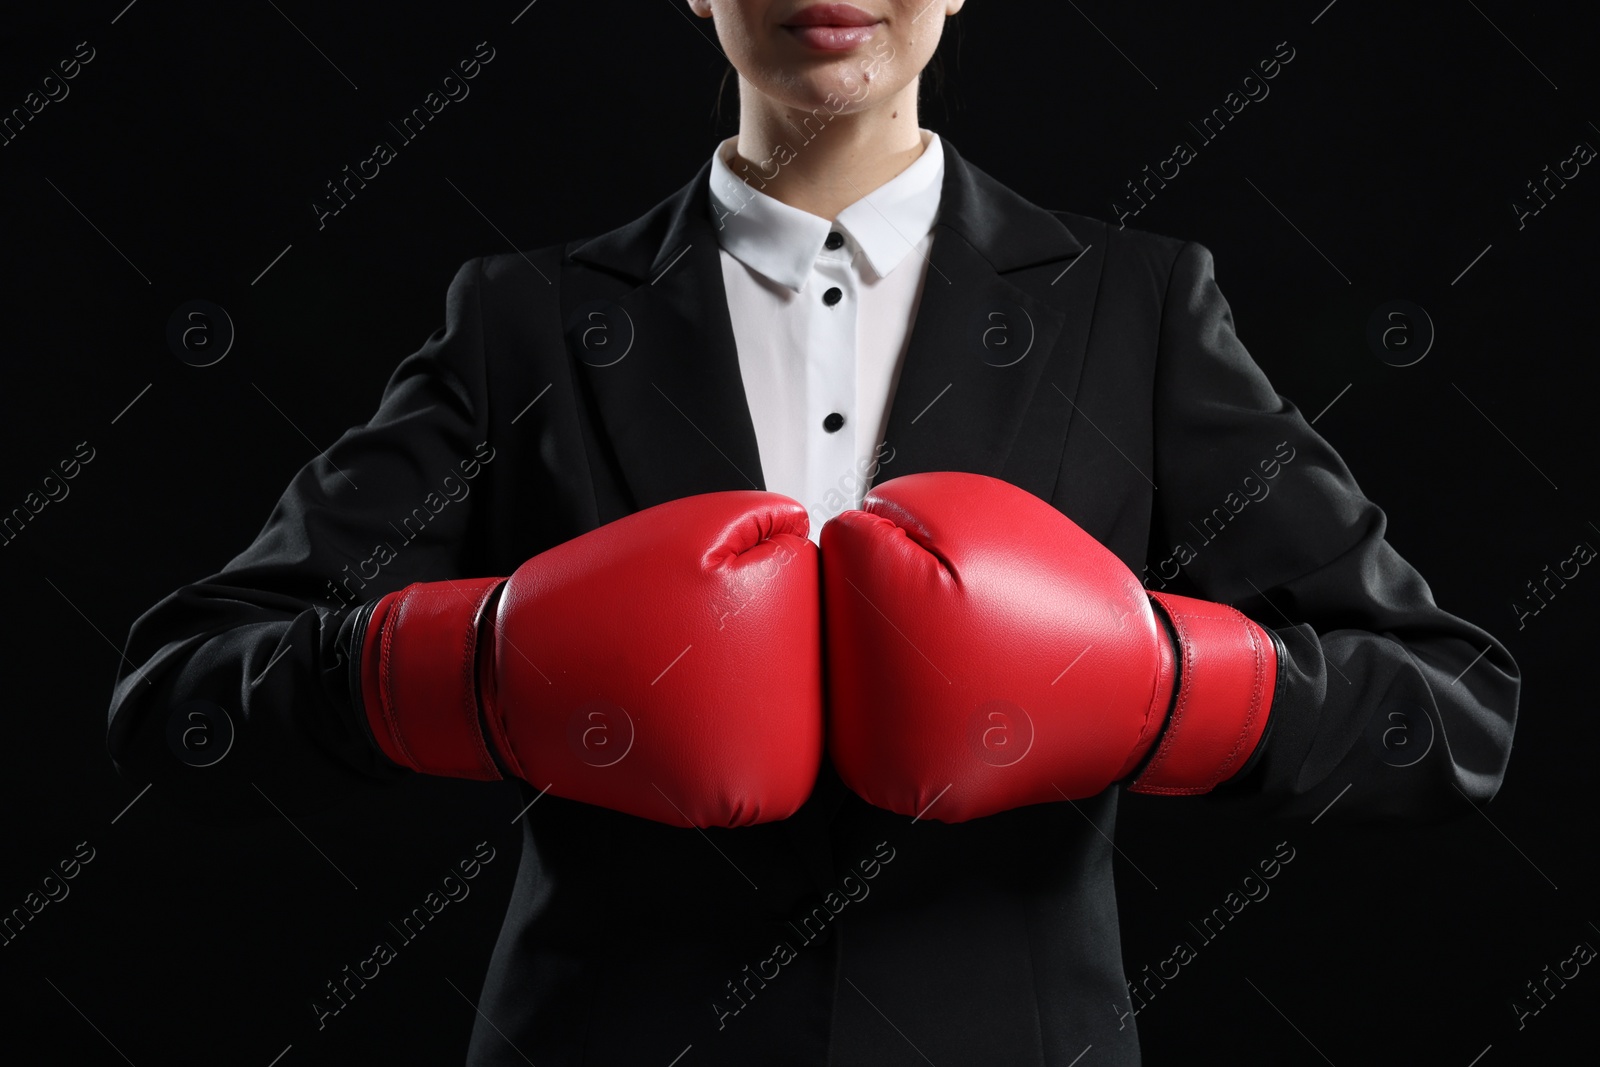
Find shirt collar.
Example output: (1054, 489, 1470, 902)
(706, 130, 945, 291)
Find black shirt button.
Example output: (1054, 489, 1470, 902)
(822, 287, 843, 306)
(823, 412, 845, 433)
(825, 231, 845, 250)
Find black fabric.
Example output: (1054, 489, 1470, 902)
(107, 137, 1519, 1065)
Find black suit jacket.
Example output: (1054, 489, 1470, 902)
(108, 137, 1519, 1066)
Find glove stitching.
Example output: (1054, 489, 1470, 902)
(1206, 605, 1265, 790)
(479, 590, 528, 783)
(382, 588, 425, 773)
(460, 582, 502, 780)
(1140, 609, 1195, 789)
(1137, 625, 1170, 758)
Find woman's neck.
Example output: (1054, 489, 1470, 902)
(729, 79, 928, 220)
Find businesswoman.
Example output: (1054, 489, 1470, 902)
(108, 2, 1519, 1064)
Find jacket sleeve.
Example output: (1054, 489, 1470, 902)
(106, 257, 498, 821)
(1145, 240, 1519, 820)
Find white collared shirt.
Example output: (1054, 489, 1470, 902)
(707, 129, 944, 542)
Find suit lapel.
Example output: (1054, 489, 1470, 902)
(879, 142, 1099, 496)
(562, 140, 1101, 513)
(565, 162, 766, 514)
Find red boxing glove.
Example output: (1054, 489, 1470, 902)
(821, 472, 1277, 823)
(358, 491, 823, 828)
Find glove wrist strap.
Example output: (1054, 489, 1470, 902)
(359, 576, 508, 780)
(1128, 591, 1277, 795)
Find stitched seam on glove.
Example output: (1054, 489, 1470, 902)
(381, 587, 424, 773)
(459, 582, 502, 780)
(1207, 607, 1267, 789)
(1140, 608, 1197, 787)
(454, 588, 489, 780)
(479, 594, 527, 783)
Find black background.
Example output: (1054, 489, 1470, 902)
(1, 1, 1596, 1063)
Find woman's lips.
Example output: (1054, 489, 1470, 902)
(784, 23, 881, 52)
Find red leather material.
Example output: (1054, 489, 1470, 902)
(1120, 616, 1178, 781)
(821, 472, 1176, 823)
(484, 492, 823, 829)
(361, 576, 506, 780)
(1130, 591, 1277, 795)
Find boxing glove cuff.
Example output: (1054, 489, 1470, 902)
(359, 576, 508, 780)
(1128, 591, 1277, 795)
